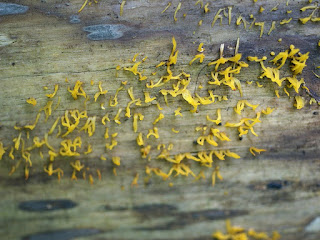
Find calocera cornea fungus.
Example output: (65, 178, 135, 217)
(1, 19, 316, 189)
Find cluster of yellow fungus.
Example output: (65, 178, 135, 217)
(208, 41, 248, 97)
(157, 1, 319, 39)
(0, 33, 318, 188)
(212, 220, 281, 240)
(248, 44, 311, 109)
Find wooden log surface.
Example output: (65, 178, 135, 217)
(0, 0, 320, 239)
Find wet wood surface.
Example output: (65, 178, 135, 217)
(0, 0, 320, 239)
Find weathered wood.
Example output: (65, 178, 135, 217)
(0, 0, 320, 240)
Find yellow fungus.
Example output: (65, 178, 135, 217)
(310, 98, 317, 105)
(84, 144, 92, 155)
(260, 62, 286, 86)
(294, 96, 304, 109)
(259, 6, 265, 13)
(268, 21, 276, 35)
(144, 92, 156, 103)
(236, 15, 247, 29)
(114, 108, 122, 124)
(104, 127, 109, 139)
(0, 142, 7, 160)
(130, 53, 140, 63)
(227, 6, 232, 25)
(198, 20, 203, 26)
(174, 107, 183, 116)
(157, 144, 165, 151)
(87, 174, 93, 184)
(22, 150, 32, 166)
(234, 100, 258, 115)
(127, 87, 135, 101)
(53, 96, 61, 112)
(96, 169, 102, 180)
(113, 167, 117, 176)
(46, 84, 59, 98)
(256, 82, 263, 87)
(173, 2, 181, 22)
(94, 81, 108, 102)
(247, 56, 267, 62)
(100, 155, 107, 161)
(255, 21, 265, 38)
(161, 2, 171, 14)
(120, 0, 126, 16)
(101, 113, 110, 125)
(131, 173, 139, 187)
(171, 128, 179, 133)
(249, 147, 266, 156)
(112, 156, 121, 166)
(197, 43, 205, 52)
(147, 127, 159, 139)
(39, 101, 53, 122)
(207, 108, 222, 125)
(182, 89, 199, 113)
(8, 147, 14, 160)
(68, 80, 86, 100)
(300, 4, 318, 12)
(271, 3, 279, 11)
(44, 162, 64, 180)
(224, 150, 240, 159)
(60, 110, 85, 137)
(133, 113, 144, 132)
(195, 0, 203, 8)
(136, 132, 144, 146)
(24, 165, 30, 180)
(105, 139, 118, 150)
(275, 90, 280, 98)
(156, 62, 166, 68)
(213, 220, 281, 240)
(26, 97, 37, 106)
(280, 18, 292, 24)
(261, 107, 275, 115)
(283, 87, 290, 97)
(47, 117, 60, 135)
(189, 53, 205, 65)
(16, 113, 41, 131)
(204, 3, 210, 13)
(212, 8, 224, 27)
(124, 61, 147, 81)
(78, 0, 92, 13)
(286, 76, 305, 93)
(153, 113, 164, 125)
(13, 132, 22, 151)
(125, 99, 141, 118)
(80, 116, 96, 137)
(212, 166, 223, 186)
(60, 137, 81, 157)
(109, 85, 124, 107)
